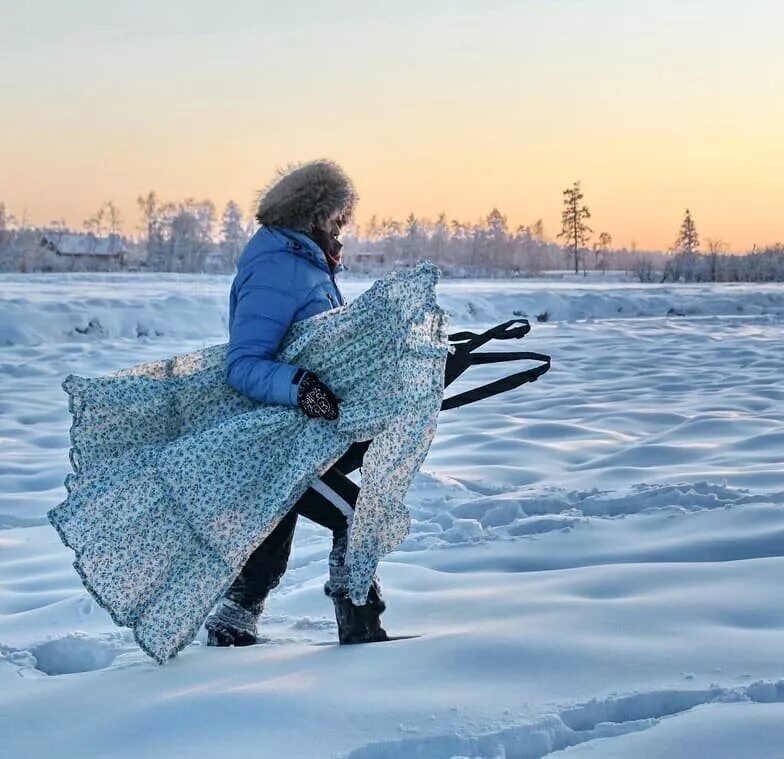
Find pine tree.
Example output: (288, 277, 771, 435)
(557, 181, 592, 274)
(674, 209, 699, 255)
(663, 209, 700, 282)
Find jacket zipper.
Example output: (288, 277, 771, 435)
(330, 273, 345, 306)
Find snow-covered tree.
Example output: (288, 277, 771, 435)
(706, 237, 727, 281)
(486, 208, 508, 240)
(220, 200, 248, 268)
(364, 214, 381, 242)
(403, 212, 422, 266)
(594, 231, 612, 274)
(432, 212, 449, 260)
(155, 198, 215, 272)
(0, 202, 15, 269)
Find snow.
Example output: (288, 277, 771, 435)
(1, 272, 783, 758)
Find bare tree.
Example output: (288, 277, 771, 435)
(706, 237, 727, 281)
(594, 231, 612, 274)
(632, 255, 655, 282)
(137, 192, 159, 244)
(137, 191, 165, 268)
(83, 205, 106, 236)
(104, 201, 122, 236)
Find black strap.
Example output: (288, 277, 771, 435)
(469, 350, 551, 365)
(441, 320, 551, 411)
(448, 319, 531, 347)
(445, 320, 533, 386)
(440, 358, 550, 410)
(336, 319, 552, 475)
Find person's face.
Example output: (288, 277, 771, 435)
(322, 210, 344, 240)
(313, 210, 345, 262)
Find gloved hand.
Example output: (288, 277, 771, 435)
(295, 370, 340, 420)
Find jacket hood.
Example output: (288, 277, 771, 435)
(255, 159, 358, 233)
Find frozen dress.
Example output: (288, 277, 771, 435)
(48, 263, 449, 663)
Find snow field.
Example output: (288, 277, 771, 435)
(1, 273, 783, 757)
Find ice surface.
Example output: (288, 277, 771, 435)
(1, 272, 783, 757)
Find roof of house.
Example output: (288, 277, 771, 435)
(348, 250, 385, 258)
(41, 233, 127, 256)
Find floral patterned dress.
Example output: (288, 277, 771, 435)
(48, 263, 449, 663)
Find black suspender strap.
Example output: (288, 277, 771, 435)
(333, 318, 552, 476)
(441, 319, 551, 411)
(448, 318, 532, 346)
(440, 354, 551, 410)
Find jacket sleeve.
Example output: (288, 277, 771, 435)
(226, 255, 303, 406)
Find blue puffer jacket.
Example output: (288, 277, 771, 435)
(227, 225, 345, 406)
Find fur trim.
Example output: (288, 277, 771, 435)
(255, 159, 358, 232)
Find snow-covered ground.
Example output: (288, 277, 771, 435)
(1, 272, 783, 758)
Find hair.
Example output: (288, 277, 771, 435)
(254, 159, 358, 232)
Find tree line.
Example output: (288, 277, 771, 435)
(0, 186, 782, 282)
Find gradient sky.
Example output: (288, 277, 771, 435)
(1, 0, 782, 251)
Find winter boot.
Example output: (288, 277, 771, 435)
(326, 578, 389, 644)
(204, 598, 261, 647)
(206, 510, 297, 647)
(323, 528, 389, 643)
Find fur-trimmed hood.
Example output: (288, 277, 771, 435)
(255, 159, 358, 232)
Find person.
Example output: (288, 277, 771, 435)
(204, 159, 388, 647)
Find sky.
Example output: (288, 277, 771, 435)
(1, 0, 782, 251)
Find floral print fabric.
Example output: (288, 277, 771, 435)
(48, 263, 449, 664)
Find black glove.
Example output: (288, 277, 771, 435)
(294, 370, 340, 420)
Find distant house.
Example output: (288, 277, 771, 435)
(40, 232, 127, 271)
(203, 246, 231, 274)
(344, 249, 385, 272)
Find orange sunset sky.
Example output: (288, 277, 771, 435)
(1, 1, 782, 251)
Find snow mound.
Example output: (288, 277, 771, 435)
(3, 273, 784, 346)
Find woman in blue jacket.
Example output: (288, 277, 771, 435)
(205, 160, 388, 646)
